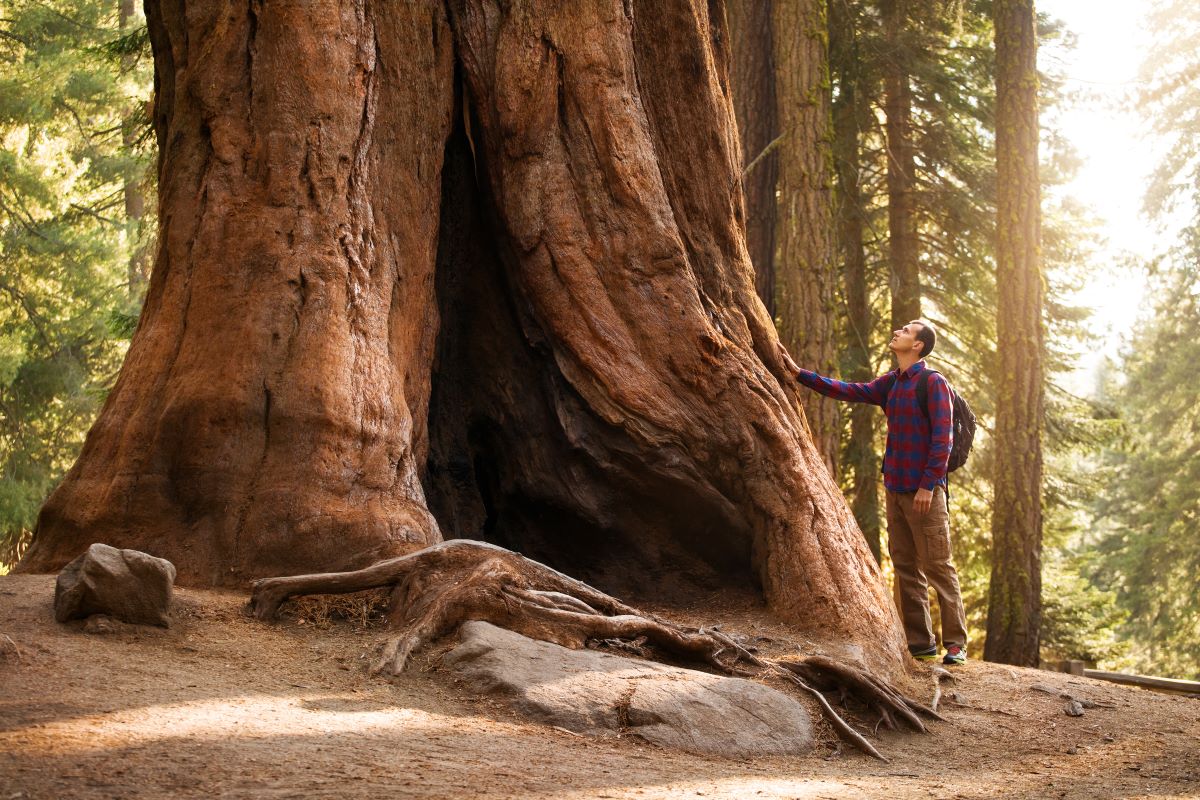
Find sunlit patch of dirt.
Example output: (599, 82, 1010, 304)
(1, 574, 1197, 799)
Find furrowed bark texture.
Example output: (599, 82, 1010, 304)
(830, 0, 882, 561)
(771, 0, 840, 476)
(727, 0, 778, 316)
(985, 0, 1044, 667)
(21, 0, 907, 673)
(20, 0, 455, 583)
(431, 0, 903, 666)
(882, 0, 920, 331)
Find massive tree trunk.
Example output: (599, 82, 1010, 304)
(727, 1, 778, 315)
(830, 0, 882, 561)
(771, 0, 840, 476)
(882, 0, 920, 330)
(20, 0, 906, 673)
(21, 0, 455, 583)
(985, 0, 1044, 667)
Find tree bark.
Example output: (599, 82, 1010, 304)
(830, 0, 882, 561)
(985, 0, 1044, 667)
(21, 0, 455, 583)
(882, 0, 920, 331)
(727, 0, 778, 316)
(21, 0, 907, 675)
(771, 0, 840, 476)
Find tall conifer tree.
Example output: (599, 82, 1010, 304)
(985, 0, 1044, 666)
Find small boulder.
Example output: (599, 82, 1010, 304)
(443, 621, 815, 758)
(55, 543, 176, 627)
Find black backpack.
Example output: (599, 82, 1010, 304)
(890, 368, 976, 473)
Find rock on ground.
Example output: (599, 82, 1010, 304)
(54, 543, 176, 627)
(442, 621, 814, 758)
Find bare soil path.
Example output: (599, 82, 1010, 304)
(2, 574, 1197, 799)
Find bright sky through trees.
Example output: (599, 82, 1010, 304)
(1039, 0, 1159, 381)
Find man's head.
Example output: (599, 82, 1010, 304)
(890, 319, 936, 359)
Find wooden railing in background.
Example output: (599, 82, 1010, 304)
(1055, 660, 1200, 698)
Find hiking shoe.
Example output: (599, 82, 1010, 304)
(909, 645, 939, 662)
(943, 645, 967, 666)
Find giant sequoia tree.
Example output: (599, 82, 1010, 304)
(17, 0, 907, 673)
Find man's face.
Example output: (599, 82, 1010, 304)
(889, 321, 925, 356)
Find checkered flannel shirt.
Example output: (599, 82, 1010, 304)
(795, 361, 953, 493)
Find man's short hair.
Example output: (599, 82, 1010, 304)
(912, 319, 936, 358)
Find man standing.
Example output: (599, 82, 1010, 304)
(778, 320, 968, 665)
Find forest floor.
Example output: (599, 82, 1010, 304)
(1, 573, 1197, 800)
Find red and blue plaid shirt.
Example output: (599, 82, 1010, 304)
(796, 361, 953, 493)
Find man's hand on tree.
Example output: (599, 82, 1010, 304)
(776, 341, 801, 378)
(914, 487, 933, 515)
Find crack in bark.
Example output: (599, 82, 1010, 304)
(343, 5, 380, 329)
(245, 0, 260, 135)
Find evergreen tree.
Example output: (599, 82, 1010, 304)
(1095, 236, 1200, 679)
(985, 0, 1045, 667)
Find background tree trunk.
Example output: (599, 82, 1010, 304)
(119, 0, 148, 297)
(20, 0, 455, 584)
(985, 0, 1044, 667)
(882, 0, 920, 331)
(20, 0, 907, 674)
(830, 0, 882, 561)
(771, 0, 840, 476)
(727, 0, 778, 316)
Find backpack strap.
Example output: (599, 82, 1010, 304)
(915, 368, 937, 424)
(917, 368, 952, 502)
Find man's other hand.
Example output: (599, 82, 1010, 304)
(914, 487, 933, 515)
(776, 341, 801, 378)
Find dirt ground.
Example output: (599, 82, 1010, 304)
(1, 573, 1197, 800)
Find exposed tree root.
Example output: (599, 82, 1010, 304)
(249, 540, 943, 759)
(705, 630, 940, 762)
(250, 540, 728, 674)
(780, 656, 946, 732)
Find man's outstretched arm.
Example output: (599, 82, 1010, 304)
(777, 342, 891, 406)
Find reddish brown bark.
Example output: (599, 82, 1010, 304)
(21, 0, 906, 674)
(20, 0, 455, 583)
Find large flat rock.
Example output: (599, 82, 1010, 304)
(443, 621, 814, 758)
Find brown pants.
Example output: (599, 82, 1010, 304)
(885, 487, 968, 651)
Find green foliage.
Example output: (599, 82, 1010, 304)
(1070, 0, 1200, 680)
(1040, 548, 1130, 667)
(1091, 234, 1200, 679)
(0, 0, 152, 567)
(1139, 0, 1200, 220)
